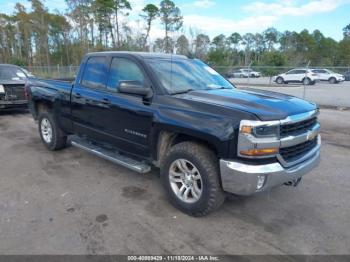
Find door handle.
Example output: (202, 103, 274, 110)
(101, 98, 111, 105)
(74, 93, 82, 99)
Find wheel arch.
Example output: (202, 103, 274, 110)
(152, 130, 223, 168)
(32, 99, 53, 120)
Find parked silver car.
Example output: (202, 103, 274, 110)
(227, 69, 261, 78)
(311, 69, 345, 84)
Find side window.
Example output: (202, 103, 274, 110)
(81, 56, 107, 89)
(296, 70, 306, 74)
(107, 58, 145, 90)
(287, 70, 296, 74)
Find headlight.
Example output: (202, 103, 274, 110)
(238, 120, 280, 158)
(254, 125, 279, 137)
(240, 121, 280, 138)
(0, 84, 5, 94)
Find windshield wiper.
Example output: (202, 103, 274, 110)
(171, 88, 195, 95)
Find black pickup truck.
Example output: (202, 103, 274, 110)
(27, 52, 321, 216)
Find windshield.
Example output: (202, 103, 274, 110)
(0, 67, 27, 80)
(147, 58, 234, 94)
(325, 69, 335, 74)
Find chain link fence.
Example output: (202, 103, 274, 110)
(212, 66, 350, 108)
(23, 65, 350, 108)
(24, 65, 79, 79)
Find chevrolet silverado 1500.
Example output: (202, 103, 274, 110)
(27, 52, 321, 216)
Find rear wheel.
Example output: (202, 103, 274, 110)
(328, 77, 336, 84)
(161, 142, 225, 217)
(38, 112, 67, 151)
(276, 77, 284, 84)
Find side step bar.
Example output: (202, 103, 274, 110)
(70, 136, 151, 174)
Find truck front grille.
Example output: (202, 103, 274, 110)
(280, 137, 318, 162)
(4, 85, 26, 101)
(280, 117, 317, 137)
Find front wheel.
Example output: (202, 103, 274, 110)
(161, 142, 225, 217)
(38, 112, 67, 151)
(302, 77, 311, 85)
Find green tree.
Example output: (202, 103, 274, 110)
(140, 4, 159, 50)
(30, 0, 50, 66)
(112, 0, 132, 48)
(159, 0, 183, 53)
(194, 34, 210, 59)
(176, 35, 189, 55)
(263, 27, 280, 52)
(212, 34, 226, 49)
(92, 0, 114, 47)
(343, 24, 350, 39)
(227, 32, 241, 51)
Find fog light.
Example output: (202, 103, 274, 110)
(256, 175, 265, 190)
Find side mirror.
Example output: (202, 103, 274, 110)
(118, 81, 152, 97)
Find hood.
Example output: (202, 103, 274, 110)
(175, 88, 317, 121)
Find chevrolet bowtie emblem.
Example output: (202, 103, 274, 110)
(307, 130, 318, 141)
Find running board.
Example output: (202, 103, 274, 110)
(70, 136, 151, 174)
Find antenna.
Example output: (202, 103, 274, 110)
(170, 52, 173, 92)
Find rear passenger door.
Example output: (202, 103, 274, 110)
(71, 56, 111, 141)
(316, 69, 328, 81)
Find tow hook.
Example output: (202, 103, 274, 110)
(284, 178, 302, 187)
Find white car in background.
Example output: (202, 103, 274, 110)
(274, 68, 319, 85)
(311, 69, 345, 84)
(228, 69, 261, 78)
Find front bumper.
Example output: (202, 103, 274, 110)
(219, 148, 320, 196)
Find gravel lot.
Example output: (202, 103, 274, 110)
(0, 110, 350, 255)
(230, 77, 350, 108)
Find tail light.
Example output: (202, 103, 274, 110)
(24, 80, 29, 100)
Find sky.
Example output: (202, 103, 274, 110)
(0, 0, 349, 41)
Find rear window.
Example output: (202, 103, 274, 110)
(81, 57, 107, 89)
(0, 67, 27, 80)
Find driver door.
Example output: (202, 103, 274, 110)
(100, 56, 155, 157)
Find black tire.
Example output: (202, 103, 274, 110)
(302, 77, 311, 85)
(328, 77, 336, 84)
(38, 112, 67, 151)
(161, 142, 225, 217)
(276, 77, 284, 84)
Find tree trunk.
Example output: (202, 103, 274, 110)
(109, 18, 116, 48)
(115, 11, 120, 48)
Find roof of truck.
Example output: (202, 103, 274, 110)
(86, 51, 188, 60)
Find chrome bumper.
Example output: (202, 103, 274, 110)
(219, 148, 320, 196)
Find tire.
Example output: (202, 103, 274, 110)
(328, 77, 336, 84)
(302, 77, 311, 85)
(276, 77, 284, 84)
(161, 142, 225, 217)
(38, 112, 67, 151)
